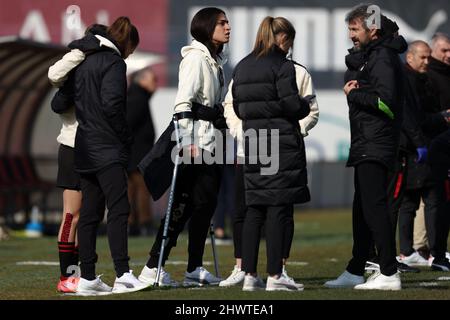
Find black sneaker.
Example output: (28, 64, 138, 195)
(431, 259, 450, 271)
(397, 262, 420, 273)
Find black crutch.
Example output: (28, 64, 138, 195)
(209, 222, 220, 278)
(154, 115, 182, 287)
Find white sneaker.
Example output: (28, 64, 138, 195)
(354, 271, 401, 290)
(138, 266, 179, 287)
(324, 270, 365, 288)
(183, 266, 222, 286)
(266, 273, 303, 291)
(397, 252, 429, 266)
(242, 275, 265, 291)
(282, 267, 304, 290)
(76, 276, 113, 296)
(219, 266, 245, 287)
(112, 270, 150, 294)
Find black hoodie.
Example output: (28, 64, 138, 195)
(344, 34, 407, 169)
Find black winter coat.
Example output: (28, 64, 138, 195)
(72, 38, 131, 173)
(344, 35, 407, 170)
(232, 46, 311, 206)
(428, 57, 450, 109)
(403, 65, 445, 189)
(126, 83, 155, 172)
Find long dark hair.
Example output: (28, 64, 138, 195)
(107, 16, 139, 58)
(190, 7, 225, 58)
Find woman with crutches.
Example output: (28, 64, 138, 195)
(138, 7, 231, 287)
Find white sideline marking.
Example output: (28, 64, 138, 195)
(419, 282, 439, 287)
(17, 260, 308, 267)
(437, 276, 450, 281)
(16, 260, 214, 266)
(286, 261, 309, 266)
(16, 261, 59, 266)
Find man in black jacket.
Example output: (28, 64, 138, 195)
(425, 33, 450, 270)
(325, 4, 405, 290)
(397, 41, 449, 269)
(126, 67, 156, 236)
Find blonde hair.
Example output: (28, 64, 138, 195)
(252, 16, 295, 58)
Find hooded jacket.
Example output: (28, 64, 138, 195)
(173, 40, 227, 154)
(344, 34, 407, 170)
(69, 34, 131, 173)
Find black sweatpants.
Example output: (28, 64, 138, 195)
(242, 205, 293, 275)
(78, 164, 130, 280)
(398, 186, 438, 256)
(232, 163, 294, 260)
(347, 161, 398, 277)
(147, 161, 222, 272)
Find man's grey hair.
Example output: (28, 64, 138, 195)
(431, 32, 450, 50)
(345, 3, 372, 30)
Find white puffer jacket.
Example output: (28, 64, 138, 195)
(224, 63, 319, 158)
(174, 40, 227, 153)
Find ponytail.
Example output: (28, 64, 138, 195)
(107, 16, 139, 58)
(252, 16, 295, 58)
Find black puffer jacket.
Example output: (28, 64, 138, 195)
(427, 57, 450, 108)
(72, 36, 131, 173)
(232, 46, 311, 206)
(345, 35, 407, 170)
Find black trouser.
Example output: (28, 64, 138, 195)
(147, 161, 221, 272)
(429, 163, 450, 261)
(242, 204, 293, 275)
(368, 154, 407, 261)
(347, 161, 398, 276)
(78, 164, 130, 280)
(232, 163, 294, 260)
(398, 186, 438, 256)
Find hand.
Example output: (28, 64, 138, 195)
(416, 147, 428, 164)
(441, 109, 450, 124)
(184, 144, 200, 158)
(343, 80, 359, 95)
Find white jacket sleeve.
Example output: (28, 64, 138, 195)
(223, 80, 245, 158)
(173, 52, 204, 146)
(295, 65, 319, 137)
(48, 49, 85, 87)
(223, 80, 242, 138)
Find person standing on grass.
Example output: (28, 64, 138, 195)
(48, 24, 107, 294)
(223, 16, 312, 292)
(324, 4, 406, 290)
(220, 36, 319, 288)
(72, 16, 148, 295)
(138, 7, 230, 287)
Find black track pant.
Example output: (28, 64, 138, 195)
(242, 204, 293, 275)
(78, 164, 130, 280)
(347, 161, 398, 277)
(147, 162, 221, 272)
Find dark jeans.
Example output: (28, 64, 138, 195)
(242, 204, 293, 275)
(78, 164, 130, 280)
(398, 187, 438, 256)
(147, 161, 222, 272)
(347, 161, 398, 277)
